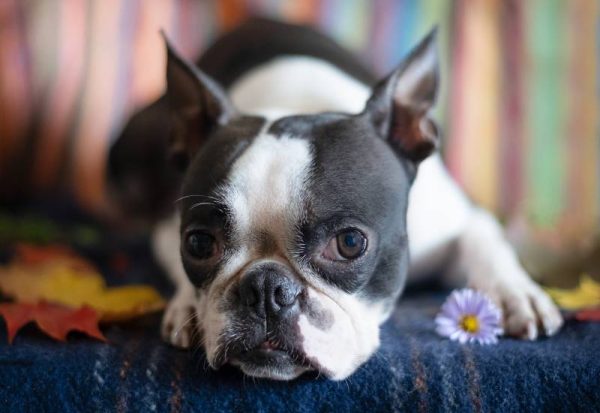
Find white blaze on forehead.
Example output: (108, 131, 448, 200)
(221, 125, 312, 249)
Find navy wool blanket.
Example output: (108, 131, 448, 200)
(0, 293, 599, 412)
(0, 207, 598, 412)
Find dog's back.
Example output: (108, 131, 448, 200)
(108, 18, 375, 225)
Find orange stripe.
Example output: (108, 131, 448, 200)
(410, 338, 428, 413)
(168, 356, 184, 413)
(217, 0, 247, 31)
(115, 336, 143, 413)
(462, 347, 482, 413)
(282, 0, 321, 24)
(459, 0, 501, 211)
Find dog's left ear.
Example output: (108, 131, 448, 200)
(365, 28, 439, 162)
(163, 32, 236, 167)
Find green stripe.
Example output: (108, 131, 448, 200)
(416, 0, 452, 127)
(525, 0, 566, 227)
(343, 0, 370, 52)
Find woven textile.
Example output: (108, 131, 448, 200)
(1, 291, 598, 412)
(1, 1, 597, 247)
(0, 202, 598, 412)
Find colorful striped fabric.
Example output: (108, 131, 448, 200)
(445, 0, 599, 275)
(0, 0, 598, 261)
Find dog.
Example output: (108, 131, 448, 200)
(109, 18, 563, 381)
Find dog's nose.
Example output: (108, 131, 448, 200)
(238, 265, 301, 319)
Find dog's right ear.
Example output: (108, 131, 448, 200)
(163, 32, 236, 167)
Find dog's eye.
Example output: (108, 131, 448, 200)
(185, 232, 216, 260)
(323, 229, 367, 261)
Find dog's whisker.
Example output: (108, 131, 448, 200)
(173, 311, 198, 339)
(174, 194, 222, 204)
(188, 201, 218, 211)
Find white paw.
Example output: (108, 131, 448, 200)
(473, 279, 563, 340)
(161, 291, 198, 348)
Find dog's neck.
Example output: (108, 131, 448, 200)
(229, 56, 371, 118)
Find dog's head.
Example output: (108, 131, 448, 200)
(166, 30, 439, 380)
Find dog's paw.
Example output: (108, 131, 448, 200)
(474, 279, 563, 340)
(161, 291, 198, 349)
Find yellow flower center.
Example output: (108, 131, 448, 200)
(460, 314, 480, 333)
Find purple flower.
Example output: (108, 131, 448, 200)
(435, 289, 503, 345)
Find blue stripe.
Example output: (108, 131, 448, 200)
(388, 0, 418, 70)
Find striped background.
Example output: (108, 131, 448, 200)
(0, 0, 598, 273)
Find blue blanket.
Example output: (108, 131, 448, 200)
(0, 207, 598, 412)
(1, 293, 599, 412)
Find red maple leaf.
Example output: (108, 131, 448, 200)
(574, 308, 600, 322)
(15, 244, 75, 263)
(0, 302, 107, 343)
(14, 244, 96, 271)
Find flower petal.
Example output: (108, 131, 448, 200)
(435, 288, 503, 345)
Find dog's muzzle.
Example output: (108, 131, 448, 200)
(215, 262, 314, 379)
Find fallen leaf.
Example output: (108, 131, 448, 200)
(0, 302, 106, 343)
(545, 274, 600, 310)
(0, 245, 165, 321)
(14, 243, 94, 271)
(574, 308, 600, 322)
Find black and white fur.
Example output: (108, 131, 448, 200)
(110, 19, 562, 381)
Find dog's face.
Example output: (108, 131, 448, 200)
(166, 31, 439, 380)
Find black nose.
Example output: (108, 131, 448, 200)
(238, 264, 302, 319)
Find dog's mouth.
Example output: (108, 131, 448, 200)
(218, 336, 315, 380)
(237, 338, 300, 363)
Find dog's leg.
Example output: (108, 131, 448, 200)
(152, 215, 197, 348)
(409, 155, 563, 339)
(450, 208, 563, 339)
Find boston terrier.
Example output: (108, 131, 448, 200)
(109, 19, 563, 381)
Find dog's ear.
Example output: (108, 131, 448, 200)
(365, 28, 439, 162)
(163, 32, 236, 167)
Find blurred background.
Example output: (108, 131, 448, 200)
(0, 0, 598, 284)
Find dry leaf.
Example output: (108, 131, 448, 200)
(574, 308, 600, 322)
(0, 245, 165, 321)
(0, 302, 106, 343)
(545, 274, 600, 310)
(14, 243, 94, 271)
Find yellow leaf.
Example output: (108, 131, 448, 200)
(79, 286, 166, 322)
(545, 274, 600, 310)
(0, 260, 165, 322)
